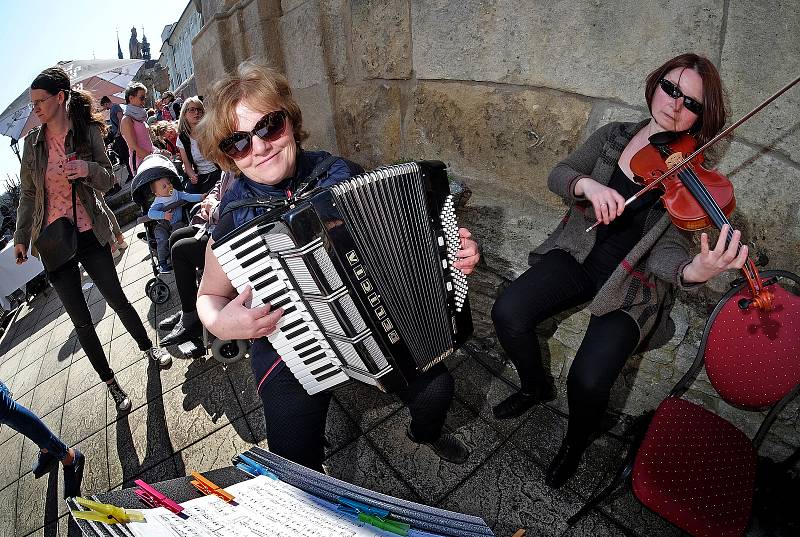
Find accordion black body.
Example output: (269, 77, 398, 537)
(212, 161, 472, 394)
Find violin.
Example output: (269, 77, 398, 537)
(630, 132, 735, 232)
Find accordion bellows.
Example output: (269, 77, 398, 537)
(212, 161, 472, 394)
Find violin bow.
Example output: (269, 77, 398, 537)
(586, 74, 800, 233)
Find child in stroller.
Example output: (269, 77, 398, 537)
(130, 154, 198, 303)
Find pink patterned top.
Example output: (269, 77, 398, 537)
(128, 118, 154, 173)
(44, 132, 91, 231)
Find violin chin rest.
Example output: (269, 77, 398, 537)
(648, 131, 679, 145)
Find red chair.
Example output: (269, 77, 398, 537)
(568, 270, 800, 536)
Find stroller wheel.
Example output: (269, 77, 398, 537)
(211, 338, 248, 364)
(145, 278, 156, 295)
(148, 280, 171, 304)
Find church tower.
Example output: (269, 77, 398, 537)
(141, 28, 151, 61)
(117, 30, 123, 59)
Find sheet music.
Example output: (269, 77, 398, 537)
(125, 476, 402, 537)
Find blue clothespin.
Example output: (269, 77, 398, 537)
(234, 454, 278, 479)
(337, 497, 390, 518)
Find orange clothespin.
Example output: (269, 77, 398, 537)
(190, 471, 235, 503)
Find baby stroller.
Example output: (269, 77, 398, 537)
(129, 155, 186, 305)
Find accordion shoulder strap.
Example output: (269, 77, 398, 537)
(221, 154, 342, 218)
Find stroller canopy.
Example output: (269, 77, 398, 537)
(130, 154, 181, 207)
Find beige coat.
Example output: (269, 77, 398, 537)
(14, 121, 115, 257)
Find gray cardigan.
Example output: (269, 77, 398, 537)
(532, 120, 701, 350)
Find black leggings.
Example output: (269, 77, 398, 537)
(258, 362, 454, 471)
(48, 231, 152, 382)
(492, 249, 640, 445)
(169, 225, 207, 313)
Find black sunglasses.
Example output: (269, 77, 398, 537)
(219, 110, 287, 159)
(658, 78, 703, 115)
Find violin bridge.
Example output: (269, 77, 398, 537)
(665, 152, 684, 168)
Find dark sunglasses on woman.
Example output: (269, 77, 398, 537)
(658, 78, 703, 115)
(218, 110, 287, 159)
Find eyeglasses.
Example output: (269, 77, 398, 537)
(31, 94, 57, 109)
(658, 78, 703, 115)
(218, 110, 287, 159)
(185, 107, 203, 114)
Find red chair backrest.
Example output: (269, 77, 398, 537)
(705, 284, 800, 408)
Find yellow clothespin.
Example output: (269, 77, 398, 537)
(71, 497, 145, 525)
(190, 471, 235, 503)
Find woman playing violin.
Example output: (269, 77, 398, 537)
(491, 53, 749, 488)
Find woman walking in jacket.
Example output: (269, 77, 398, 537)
(14, 67, 172, 413)
(491, 53, 748, 488)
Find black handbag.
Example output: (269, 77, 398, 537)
(34, 184, 78, 272)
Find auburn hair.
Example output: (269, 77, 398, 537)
(195, 62, 308, 173)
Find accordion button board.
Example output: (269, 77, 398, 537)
(212, 160, 473, 394)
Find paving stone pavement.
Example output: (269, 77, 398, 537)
(0, 224, 793, 536)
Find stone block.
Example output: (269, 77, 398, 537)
(716, 139, 800, 274)
(0, 481, 17, 537)
(585, 102, 649, 139)
(411, 0, 722, 105)
(107, 401, 176, 488)
(318, 0, 349, 84)
(333, 376, 402, 432)
(29, 368, 68, 418)
(366, 400, 502, 503)
(61, 382, 107, 446)
(720, 0, 800, 163)
(333, 82, 403, 169)
(406, 81, 591, 208)
(351, 0, 412, 79)
(294, 84, 338, 153)
(175, 417, 257, 473)
(280, 0, 327, 89)
(440, 443, 588, 537)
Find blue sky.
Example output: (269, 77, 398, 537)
(0, 0, 191, 188)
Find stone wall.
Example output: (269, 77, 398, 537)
(193, 0, 800, 456)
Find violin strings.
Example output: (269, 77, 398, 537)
(677, 167, 739, 249)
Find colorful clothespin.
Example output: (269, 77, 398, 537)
(234, 454, 278, 479)
(133, 479, 184, 515)
(71, 497, 145, 525)
(336, 497, 410, 536)
(190, 471, 235, 503)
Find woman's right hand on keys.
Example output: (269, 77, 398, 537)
(574, 176, 626, 225)
(217, 286, 283, 339)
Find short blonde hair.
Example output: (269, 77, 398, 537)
(195, 62, 308, 173)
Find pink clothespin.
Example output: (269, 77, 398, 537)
(133, 479, 184, 515)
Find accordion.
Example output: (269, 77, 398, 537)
(212, 161, 472, 394)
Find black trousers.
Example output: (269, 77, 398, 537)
(258, 362, 454, 472)
(48, 231, 152, 382)
(186, 169, 221, 195)
(491, 249, 640, 445)
(111, 135, 132, 182)
(168, 225, 207, 313)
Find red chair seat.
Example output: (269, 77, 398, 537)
(632, 398, 757, 537)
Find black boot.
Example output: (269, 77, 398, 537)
(545, 438, 588, 489)
(406, 425, 470, 464)
(492, 381, 556, 420)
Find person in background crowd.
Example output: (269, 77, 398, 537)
(0, 380, 84, 497)
(177, 97, 220, 194)
(151, 121, 179, 156)
(120, 82, 155, 174)
(195, 63, 481, 471)
(100, 96, 132, 181)
(146, 108, 158, 126)
(15, 67, 172, 413)
(159, 91, 175, 121)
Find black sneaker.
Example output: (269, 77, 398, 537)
(492, 382, 556, 420)
(62, 449, 85, 498)
(107, 381, 131, 412)
(545, 439, 588, 489)
(406, 425, 470, 464)
(32, 450, 58, 478)
(158, 312, 182, 331)
(160, 319, 202, 347)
